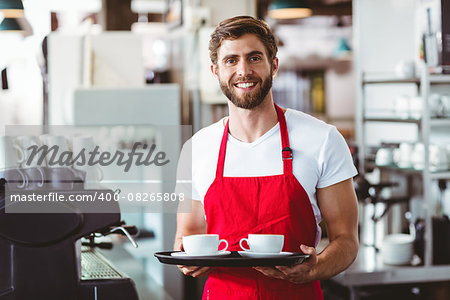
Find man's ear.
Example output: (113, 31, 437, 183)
(211, 64, 219, 79)
(272, 57, 279, 78)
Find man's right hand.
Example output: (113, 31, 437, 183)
(174, 200, 212, 277)
(177, 265, 214, 278)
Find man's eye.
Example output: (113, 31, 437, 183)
(250, 56, 261, 62)
(226, 58, 236, 64)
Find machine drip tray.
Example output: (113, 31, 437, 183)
(82, 247, 124, 280)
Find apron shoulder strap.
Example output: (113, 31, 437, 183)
(216, 105, 294, 178)
(216, 119, 229, 179)
(275, 104, 293, 175)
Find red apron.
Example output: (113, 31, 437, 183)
(203, 104, 324, 300)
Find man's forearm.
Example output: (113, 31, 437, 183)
(309, 234, 358, 281)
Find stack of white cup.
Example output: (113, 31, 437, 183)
(381, 234, 415, 265)
(391, 142, 449, 171)
(72, 135, 103, 189)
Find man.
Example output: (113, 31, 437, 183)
(174, 16, 358, 299)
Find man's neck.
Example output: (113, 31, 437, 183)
(226, 97, 281, 143)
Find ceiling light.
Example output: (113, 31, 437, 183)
(268, 0, 312, 19)
(0, 0, 24, 18)
(0, 17, 22, 32)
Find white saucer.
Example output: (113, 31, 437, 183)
(238, 251, 293, 258)
(171, 251, 231, 257)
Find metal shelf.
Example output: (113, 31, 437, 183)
(362, 77, 420, 85)
(373, 164, 422, 175)
(363, 117, 421, 124)
(362, 74, 450, 85)
(363, 117, 450, 126)
(359, 66, 450, 268)
(429, 74, 450, 84)
(430, 171, 450, 180)
(372, 164, 450, 179)
(430, 118, 450, 126)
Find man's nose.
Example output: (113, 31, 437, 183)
(236, 60, 252, 77)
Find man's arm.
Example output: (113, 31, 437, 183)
(174, 199, 213, 277)
(307, 177, 359, 279)
(174, 199, 207, 250)
(254, 178, 358, 283)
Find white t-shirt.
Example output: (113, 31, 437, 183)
(176, 108, 358, 244)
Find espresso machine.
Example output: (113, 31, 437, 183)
(0, 167, 139, 300)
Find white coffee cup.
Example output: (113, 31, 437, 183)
(182, 234, 228, 255)
(441, 94, 450, 117)
(11, 136, 45, 188)
(411, 143, 425, 170)
(72, 135, 97, 165)
(393, 148, 401, 166)
(395, 60, 415, 78)
(14, 136, 44, 168)
(72, 135, 103, 188)
(239, 234, 284, 253)
(409, 96, 422, 119)
(2, 168, 27, 189)
(80, 166, 104, 189)
(375, 148, 394, 166)
(395, 95, 410, 119)
(0, 136, 24, 169)
(429, 94, 445, 117)
(430, 144, 449, 171)
(43, 135, 72, 168)
(398, 142, 414, 168)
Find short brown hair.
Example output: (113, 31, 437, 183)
(209, 16, 278, 65)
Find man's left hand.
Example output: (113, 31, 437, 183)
(253, 244, 317, 284)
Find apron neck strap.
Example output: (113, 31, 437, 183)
(216, 119, 229, 178)
(216, 104, 293, 178)
(275, 104, 293, 175)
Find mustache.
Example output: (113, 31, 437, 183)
(232, 76, 261, 84)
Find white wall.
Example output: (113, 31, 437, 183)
(325, 63, 355, 119)
(199, 0, 256, 26)
(355, 0, 419, 146)
(356, 0, 417, 73)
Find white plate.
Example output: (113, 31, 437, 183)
(171, 251, 231, 257)
(238, 251, 294, 258)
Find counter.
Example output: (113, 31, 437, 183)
(332, 246, 450, 286)
(328, 245, 450, 300)
(99, 243, 174, 300)
(101, 241, 450, 300)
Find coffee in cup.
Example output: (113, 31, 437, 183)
(239, 234, 284, 253)
(182, 234, 228, 255)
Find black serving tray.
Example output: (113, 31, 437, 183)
(154, 251, 310, 267)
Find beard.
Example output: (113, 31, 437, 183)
(219, 69, 273, 110)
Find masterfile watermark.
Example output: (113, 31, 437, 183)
(25, 142, 170, 172)
(3, 125, 193, 213)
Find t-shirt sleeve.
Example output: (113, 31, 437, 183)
(316, 127, 358, 188)
(174, 139, 201, 201)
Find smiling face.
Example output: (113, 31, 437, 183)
(212, 34, 278, 109)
